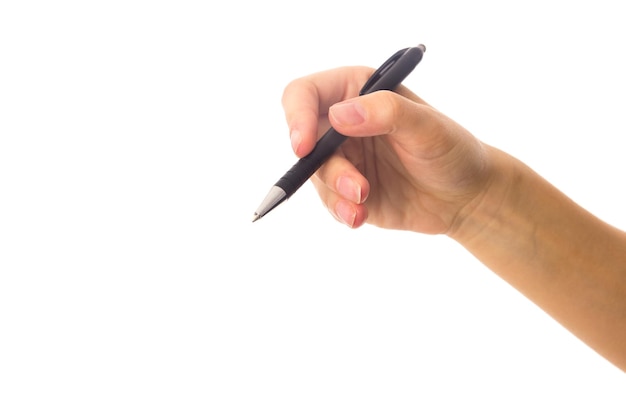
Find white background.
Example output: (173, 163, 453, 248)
(1, 1, 625, 416)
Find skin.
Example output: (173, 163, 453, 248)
(282, 66, 626, 372)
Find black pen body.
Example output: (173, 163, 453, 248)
(275, 128, 347, 197)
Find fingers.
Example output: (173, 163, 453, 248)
(310, 146, 371, 228)
(282, 67, 373, 157)
(311, 172, 370, 228)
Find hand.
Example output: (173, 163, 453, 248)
(282, 66, 494, 233)
(282, 66, 626, 372)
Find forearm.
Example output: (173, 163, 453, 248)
(449, 145, 626, 371)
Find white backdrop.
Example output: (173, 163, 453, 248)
(1, 1, 625, 416)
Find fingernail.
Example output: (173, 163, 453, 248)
(336, 176, 362, 203)
(290, 129, 302, 154)
(330, 100, 366, 126)
(335, 200, 356, 227)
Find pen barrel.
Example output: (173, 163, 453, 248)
(275, 127, 348, 195)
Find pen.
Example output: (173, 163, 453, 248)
(252, 44, 426, 222)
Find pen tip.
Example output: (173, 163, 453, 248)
(417, 44, 426, 52)
(252, 213, 260, 223)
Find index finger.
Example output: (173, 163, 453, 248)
(281, 66, 374, 157)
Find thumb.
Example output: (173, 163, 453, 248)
(328, 91, 450, 156)
(328, 90, 437, 146)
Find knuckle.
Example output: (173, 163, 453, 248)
(368, 90, 405, 134)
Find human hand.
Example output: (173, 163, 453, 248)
(282, 66, 494, 233)
(282, 66, 626, 373)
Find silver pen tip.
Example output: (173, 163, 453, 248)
(252, 213, 261, 223)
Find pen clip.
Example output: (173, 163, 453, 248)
(359, 47, 409, 95)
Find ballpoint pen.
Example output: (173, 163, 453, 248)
(252, 44, 426, 222)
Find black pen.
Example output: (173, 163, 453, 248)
(252, 44, 426, 222)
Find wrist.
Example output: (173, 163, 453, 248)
(446, 146, 524, 248)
